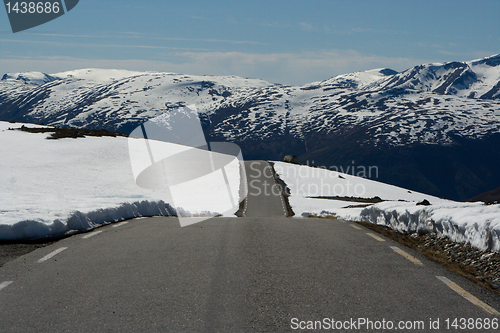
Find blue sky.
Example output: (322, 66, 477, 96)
(1, 0, 499, 85)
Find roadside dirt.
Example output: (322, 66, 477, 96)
(0, 241, 55, 267)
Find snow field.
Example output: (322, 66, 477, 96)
(273, 162, 500, 252)
(0, 122, 240, 240)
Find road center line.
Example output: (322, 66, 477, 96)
(437, 276, 500, 315)
(0, 281, 13, 291)
(112, 221, 129, 228)
(37, 247, 67, 263)
(366, 233, 385, 242)
(390, 246, 424, 266)
(350, 224, 362, 230)
(82, 230, 103, 239)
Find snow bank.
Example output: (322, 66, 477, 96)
(358, 202, 500, 252)
(273, 161, 500, 252)
(0, 200, 176, 241)
(0, 122, 235, 240)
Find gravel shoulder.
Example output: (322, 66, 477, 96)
(354, 220, 500, 295)
(0, 241, 55, 267)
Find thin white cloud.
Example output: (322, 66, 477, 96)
(10, 31, 266, 46)
(299, 22, 315, 32)
(148, 36, 267, 45)
(21, 32, 105, 38)
(0, 38, 214, 51)
(163, 50, 431, 84)
(298, 22, 334, 34)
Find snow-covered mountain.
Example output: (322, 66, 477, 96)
(2, 54, 500, 200)
(1, 72, 58, 86)
(2, 55, 500, 143)
(0, 68, 272, 133)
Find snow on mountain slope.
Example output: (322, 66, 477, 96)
(0, 69, 274, 133)
(1, 54, 500, 148)
(204, 73, 500, 146)
(311, 68, 398, 90)
(467, 55, 500, 99)
(1, 72, 58, 86)
(372, 55, 500, 99)
(54, 68, 146, 82)
(274, 162, 500, 252)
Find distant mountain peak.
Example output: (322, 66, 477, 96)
(53, 68, 148, 83)
(317, 67, 398, 90)
(469, 53, 500, 67)
(378, 68, 398, 76)
(1, 72, 58, 85)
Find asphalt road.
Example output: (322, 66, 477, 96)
(242, 160, 288, 217)
(1, 162, 500, 332)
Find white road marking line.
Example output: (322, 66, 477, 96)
(37, 247, 67, 263)
(350, 224, 362, 230)
(437, 276, 500, 315)
(390, 246, 424, 266)
(366, 233, 385, 242)
(242, 195, 248, 217)
(82, 230, 103, 239)
(112, 221, 129, 228)
(0, 281, 13, 291)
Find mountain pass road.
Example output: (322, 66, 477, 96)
(1, 162, 500, 332)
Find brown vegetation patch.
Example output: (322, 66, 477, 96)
(12, 125, 128, 139)
(308, 196, 384, 204)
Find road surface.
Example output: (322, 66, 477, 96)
(1, 161, 500, 332)
(242, 160, 289, 217)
